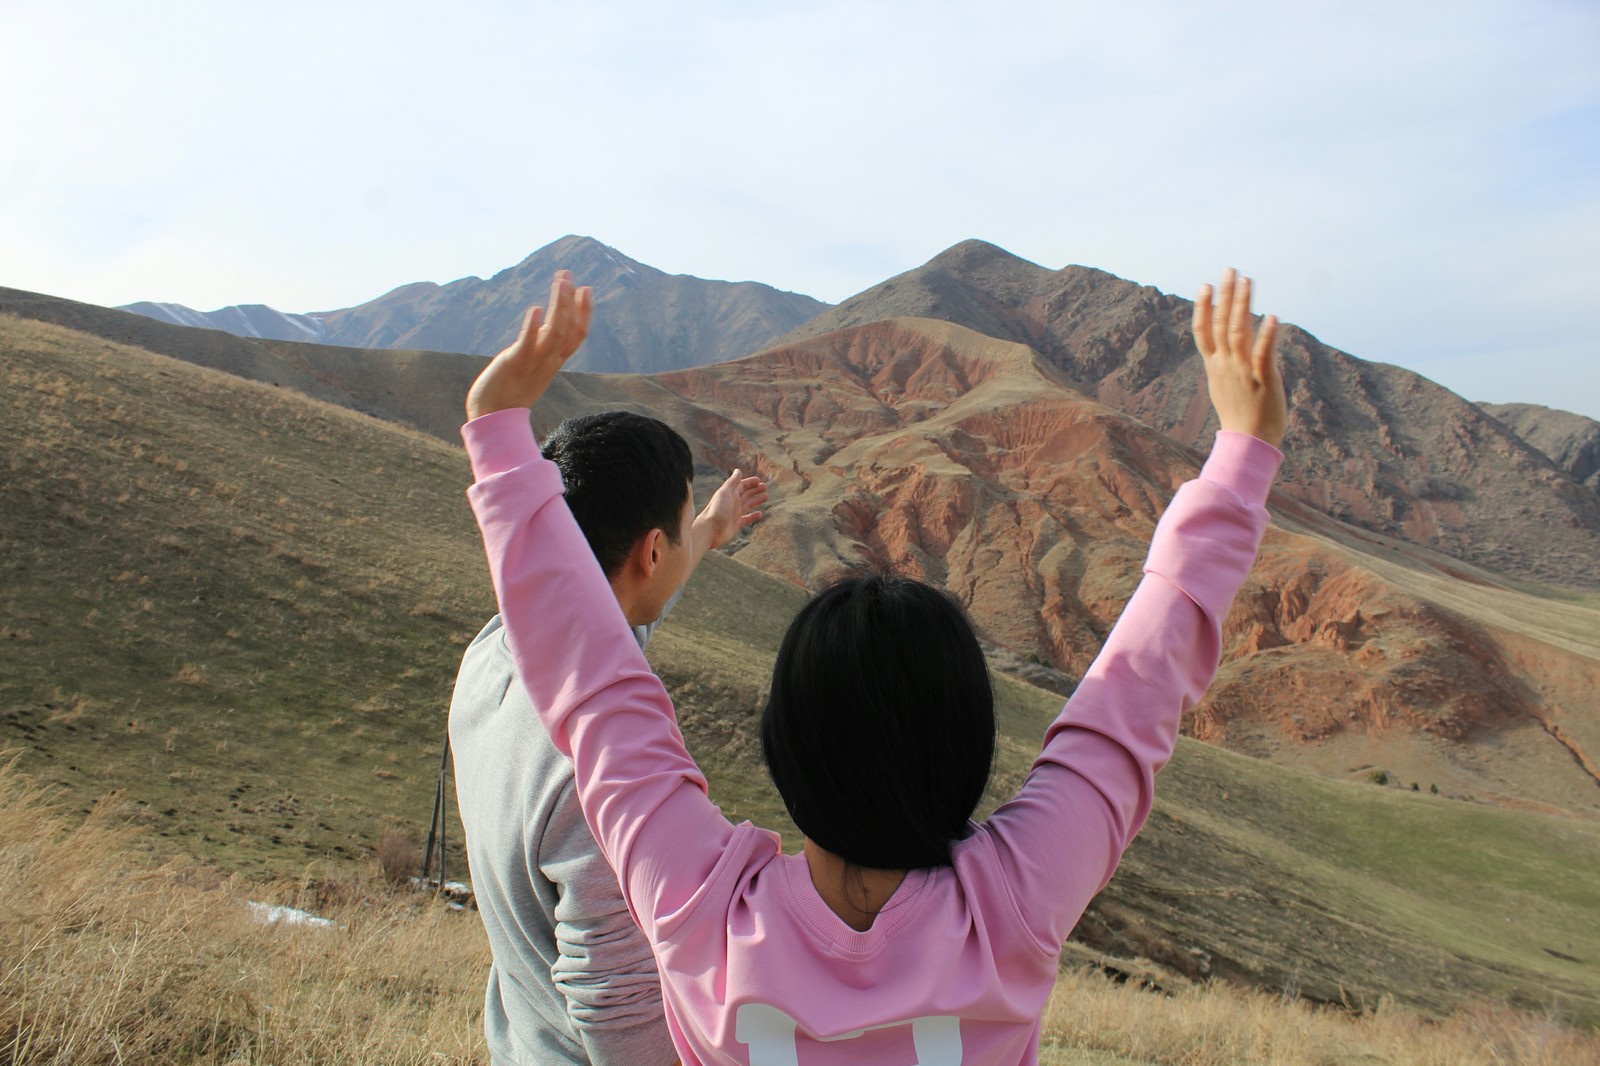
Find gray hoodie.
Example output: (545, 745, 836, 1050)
(450, 614, 677, 1066)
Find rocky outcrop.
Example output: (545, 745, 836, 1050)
(1201, 547, 1532, 745)
(1480, 402, 1600, 493)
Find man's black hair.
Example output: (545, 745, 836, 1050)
(541, 412, 694, 578)
(760, 575, 996, 870)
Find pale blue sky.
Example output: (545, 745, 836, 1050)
(3, 0, 1597, 419)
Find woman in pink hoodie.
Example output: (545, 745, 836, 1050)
(461, 268, 1285, 1065)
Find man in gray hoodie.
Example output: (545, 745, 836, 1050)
(450, 273, 766, 1064)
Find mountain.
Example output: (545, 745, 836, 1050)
(103, 237, 1600, 592)
(5, 311, 1600, 1025)
(9, 278, 1600, 819)
(1482, 402, 1600, 493)
(0, 286, 360, 407)
(778, 241, 1600, 593)
(118, 236, 831, 374)
(581, 318, 1600, 822)
(118, 300, 327, 344)
(225, 312, 1600, 818)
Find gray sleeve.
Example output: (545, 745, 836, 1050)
(540, 777, 678, 1066)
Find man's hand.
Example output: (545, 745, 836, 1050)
(693, 469, 768, 554)
(465, 270, 594, 421)
(1192, 268, 1286, 448)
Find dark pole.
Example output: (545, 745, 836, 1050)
(421, 733, 451, 892)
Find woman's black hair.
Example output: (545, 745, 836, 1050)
(760, 575, 995, 870)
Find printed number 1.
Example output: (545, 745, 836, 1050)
(735, 1003, 962, 1065)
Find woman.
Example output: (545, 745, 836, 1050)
(460, 267, 1285, 1064)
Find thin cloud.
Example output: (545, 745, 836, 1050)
(1, 0, 1595, 417)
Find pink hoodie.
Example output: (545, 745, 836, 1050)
(465, 409, 1280, 1065)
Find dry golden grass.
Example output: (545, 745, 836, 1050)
(5, 752, 1600, 1064)
(1, 313, 488, 876)
(1041, 967, 1600, 1066)
(0, 756, 489, 1065)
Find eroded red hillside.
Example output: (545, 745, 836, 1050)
(618, 318, 1600, 817)
(778, 242, 1600, 593)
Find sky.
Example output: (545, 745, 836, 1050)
(3, 0, 1598, 419)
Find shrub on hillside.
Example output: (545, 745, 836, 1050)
(377, 828, 421, 886)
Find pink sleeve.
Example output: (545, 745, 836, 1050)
(974, 431, 1281, 952)
(463, 408, 737, 934)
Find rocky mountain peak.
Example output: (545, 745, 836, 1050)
(777, 243, 1600, 592)
(497, 235, 664, 294)
(115, 236, 830, 375)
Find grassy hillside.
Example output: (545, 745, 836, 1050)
(0, 286, 360, 407)
(1, 313, 489, 875)
(4, 311, 1599, 1033)
(9, 759, 1597, 1066)
(0, 756, 492, 1065)
(1108, 735, 1600, 1024)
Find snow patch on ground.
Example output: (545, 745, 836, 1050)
(247, 901, 337, 929)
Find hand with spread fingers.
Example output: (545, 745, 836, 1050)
(694, 469, 769, 554)
(466, 270, 595, 420)
(1192, 268, 1286, 448)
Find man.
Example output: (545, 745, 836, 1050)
(450, 271, 766, 1065)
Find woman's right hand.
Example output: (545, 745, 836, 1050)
(465, 269, 593, 421)
(1192, 268, 1286, 448)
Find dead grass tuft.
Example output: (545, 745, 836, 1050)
(1041, 966, 1600, 1065)
(406, 601, 453, 621)
(155, 534, 190, 555)
(376, 828, 420, 887)
(172, 663, 208, 687)
(0, 754, 488, 1064)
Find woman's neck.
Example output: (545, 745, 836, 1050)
(801, 838, 908, 932)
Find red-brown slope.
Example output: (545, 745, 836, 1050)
(779, 241, 1600, 592)
(651, 320, 1197, 671)
(603, 318, 1600, 818)
(1202, 543, 1600, 814)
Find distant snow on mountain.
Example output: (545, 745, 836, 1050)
(120, 301, 329, 344)
(118, 236, 832, 374)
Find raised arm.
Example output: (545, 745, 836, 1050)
(631, 469, 768, 640)
(972, 268, 1286, 951)
(464, 274, 749, 934)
